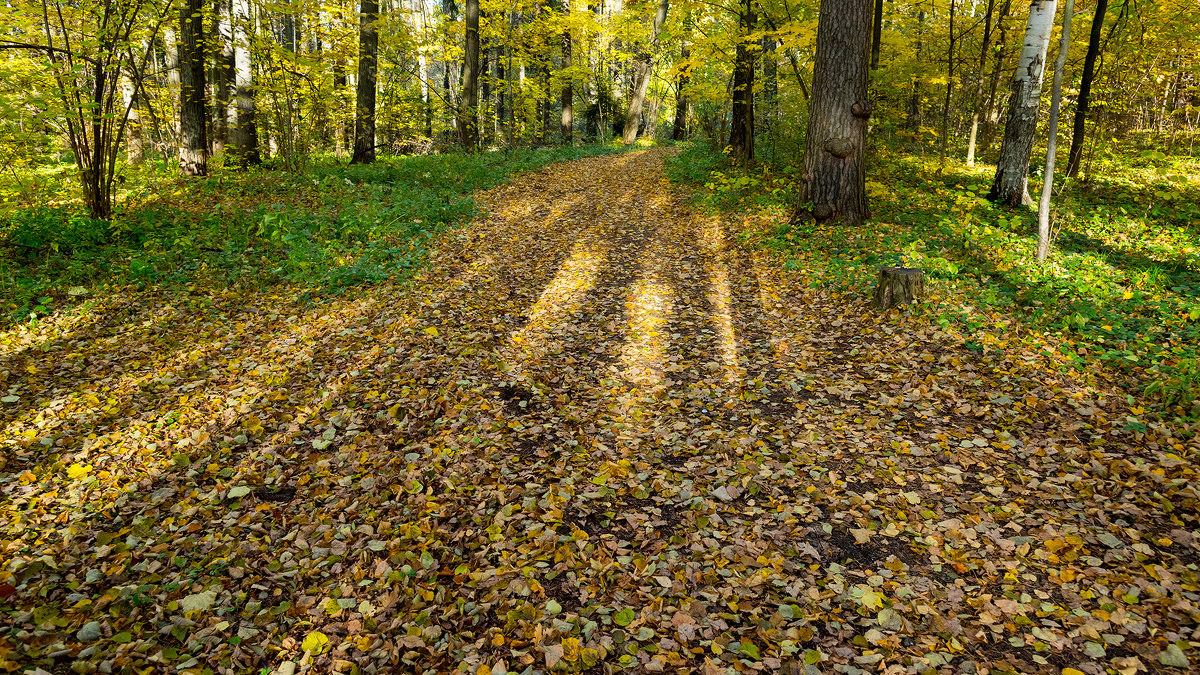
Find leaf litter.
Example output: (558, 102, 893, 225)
(1, 148, 1199, 674)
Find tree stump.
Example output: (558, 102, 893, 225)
(873, 267, 924, 310)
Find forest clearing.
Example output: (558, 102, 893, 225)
(2, 0, 1200, 670)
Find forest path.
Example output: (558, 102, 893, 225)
(2, 148, 1194, 675)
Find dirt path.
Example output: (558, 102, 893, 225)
(3, 149, 1197, 675)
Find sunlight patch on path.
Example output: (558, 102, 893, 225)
(503, 235, 608, 371)
(700, 216, 742, 385)
(618, 271, 676, 387)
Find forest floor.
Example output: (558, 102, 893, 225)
(2, 148, 1199, 675)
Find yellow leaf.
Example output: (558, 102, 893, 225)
(301, 631, 329, 654)
(476, 665, 491, 675)
(423, 327, 439, 337)
(66, 463, 92, 480)
(861, 590, 885, 610)
(1063, 669, 1086, 675)
(1122, 291, 1133, 300)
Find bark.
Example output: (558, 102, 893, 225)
(459, 0, 480, 150)
(904, 7, 925, 130)
(762, 31, 777, 142)
(966, 0, 996, 166)
(179, 0, 208, 176)
(728, 0, 756, 163)
(232, 0, 259, 166)
(497, 43, 507, 140)
(1065, 0, 1107, 177)
(1037, 0, 1073, 261)
(561, 0, 573, 143)
(988, 0, 1057, 207)
(334, 56, 348, 156)
(121, 73, 144, 165)
(212, 0, 234, 156)
(870, 0, 883, 69)
(352, 0, 380, 164)
(980, 0, 1014, 156)
(480, 42, 491, 142)
(938, 0, 956, 165)
(622, 0, 670, 144)
(672, 38, 689, 140)
(794, 0, 872, 227)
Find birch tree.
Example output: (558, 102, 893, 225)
(232, 0, 259, 166)
(1036, 0, 1074, 260)
(987, 0, 1058, 207)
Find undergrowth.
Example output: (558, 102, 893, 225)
(0, 143, 627, 326)
(666, 142, 1200, 421)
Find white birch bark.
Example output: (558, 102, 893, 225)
(1036, 0, 1074, 261)
(987, 0, 1057, 206)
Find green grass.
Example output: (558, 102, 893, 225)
(0, 143, 628, 325)
(666, 141, 1200, 420)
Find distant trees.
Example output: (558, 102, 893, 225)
(0, 0, 167, 218)
(0, 0, 1197, 213)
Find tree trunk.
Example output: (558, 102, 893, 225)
(762, 31, 777, 153)
(672, 39, 690, 140)
(121, 73, 145, 165)
(497, 44, 507, 141)
(1065, 0, 1107, 177)
(870, 0, 883, 69)
(980, 0, 1014, 157)
(938, 0, 956, 166)
(966, 0, 996, 166)
(728, 0, 756, 163)
(179, 0, 208, 176)
(212, 0, 234, 157)
(873, 267, 925, 310)
(351, 0, 380, 164)
(459, 0, 480, 150)
(561, 0, 573, 143)
(793, 0, 873, 227)
(232, 0, 259, 166)
(1036, 0, 1073, 261)
(904, 6, 924, 130)
(988, 0, 1057, 207)
(622, 0, 670, 144)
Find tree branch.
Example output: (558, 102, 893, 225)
(0, 40, 101, 67)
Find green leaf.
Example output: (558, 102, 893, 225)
(227, 486, 251, 500)
(111, 631, 132, 644)
(1160, 644, 1189, 668)
(545, 599, 563, 615)
(614, 608, 635, 626)
(740, 642, 760, 660)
